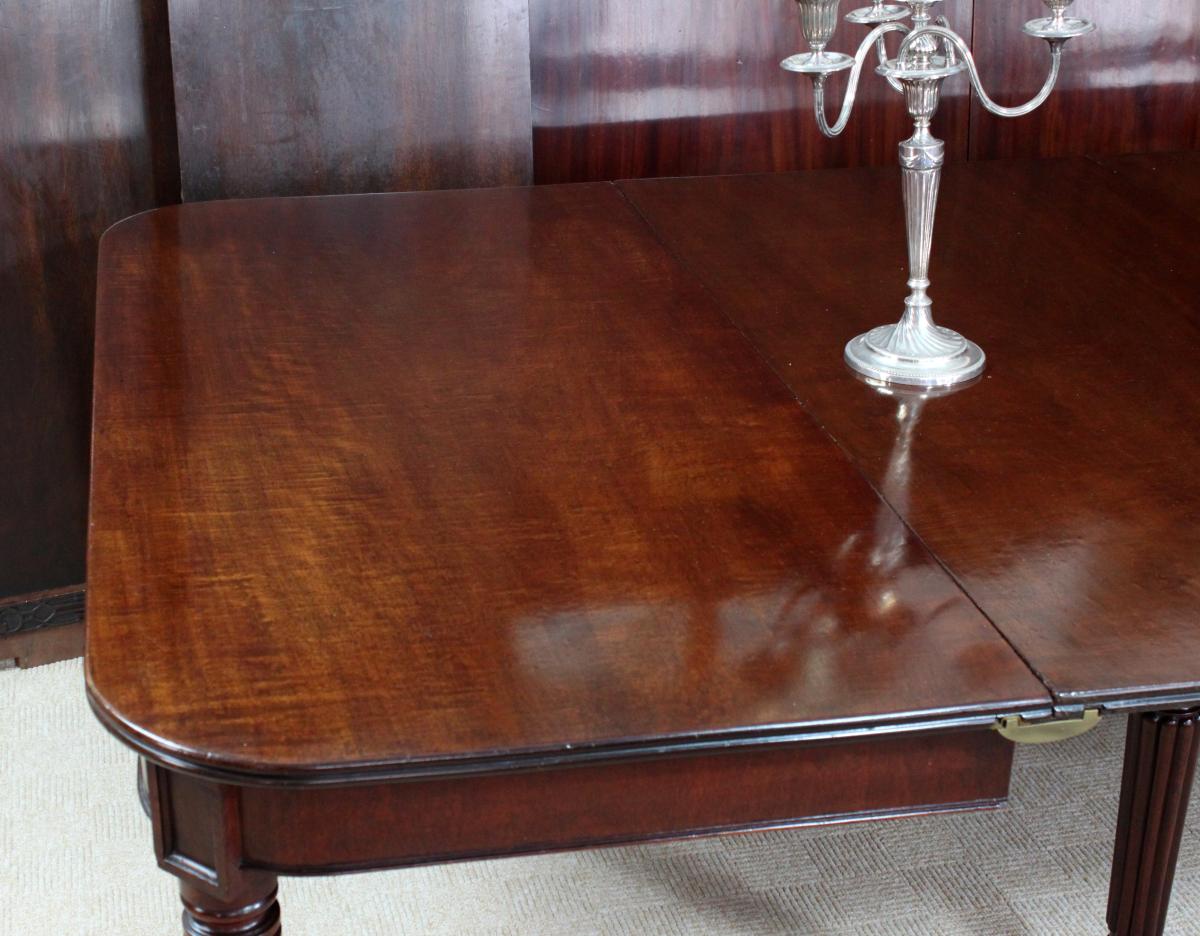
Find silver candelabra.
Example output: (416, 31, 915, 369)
(783, 0, 1095, 387)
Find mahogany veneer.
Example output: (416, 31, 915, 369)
(88, 161, 1200, 933)
(968, 1, 1200, 161)
(86, 184, 1045, 781)
(166, 0, 533, 201)
(621, 153, 1200, 710)
(0, 0, 177, 601)
(528, 0, 973, 183)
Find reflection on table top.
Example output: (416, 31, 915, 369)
(85, 183, 1048, 781)
(622, 151, 1200, 709)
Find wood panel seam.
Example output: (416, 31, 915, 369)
(612, 180, 1060, 710)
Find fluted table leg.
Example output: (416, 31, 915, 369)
(1108, 708, 1200, 936)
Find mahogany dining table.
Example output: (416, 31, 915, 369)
(86, 152, 1200, 935)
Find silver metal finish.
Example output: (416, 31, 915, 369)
(781, 50, 855, 76)
(811, 22, 909, 136)
(783, 0, 857, 75)
(845, 1, 908, 25)
(782, 0, 1095, 387)
(1024, 0, 1096, 40)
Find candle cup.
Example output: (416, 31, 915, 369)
(1024, 0, 1095, 39)
(782, 0, 855, 75)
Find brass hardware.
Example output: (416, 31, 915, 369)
(995, 709, 1101, 744)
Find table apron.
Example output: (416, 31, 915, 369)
(149, 729, 1015, 879)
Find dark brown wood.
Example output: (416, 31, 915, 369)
(148, 764, 281, 935)
(528, 0, 973, 184)
(0, 586, 84, 635)
(145, 729, 1007, 931)
(86, 160, 1200, 934)
(179, 883, 281, 936)
(620, 154, 1200, 709)
(1091, 150, 1200, 215)
(968, 0, 1200, 160)
(86, 182, 1048, 784)
(1107, 709, 1200, 936)
(167, 0, 534, 201)
(0, 621, 85, 669)
(0, 0, 178, 603)
(239, 729, 1012, 872)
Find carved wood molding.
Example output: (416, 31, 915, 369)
(0, 587, 85, 637)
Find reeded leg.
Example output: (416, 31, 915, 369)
(181, 879, 281, 936)
(1108, 708, 1200, 936)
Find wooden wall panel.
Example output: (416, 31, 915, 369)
(529, 0, 975, 184)
(167, 0, 534, 202)
(0, 0, 178, 600)
(969, 0, 1200, 159)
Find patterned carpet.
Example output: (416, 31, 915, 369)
(3, 659, 1198, 935)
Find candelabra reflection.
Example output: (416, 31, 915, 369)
(511, 378, 980, 722)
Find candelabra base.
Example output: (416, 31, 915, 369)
(845, 322, 985, 388)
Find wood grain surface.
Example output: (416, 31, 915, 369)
(621, 153, 1200, 709)
(167, 0, 534, 200)
(0, 0, 178, 599)
(86, 183, 1047, 781)
(236, 730, 1012, 871)
(529, 0, 973, 183)
(968, 0, 1200, 160)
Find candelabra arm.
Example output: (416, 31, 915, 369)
(813, 22, 909, 137)
(933, 17, 958, 67)
(901, 25, 1063, 119)
(879, 32, 904, 93)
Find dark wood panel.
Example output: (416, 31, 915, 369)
(969, 0, 1200, 159)
(0, 586, 85, 668)
(620, 155, 1200, 707)
(0, 0, 178, 601)
(167, 0, 534, 201)
(0, 620, 85, 670)
(529, 0, 973, 184)
(239, 730, 1012, 872)
(86, 182, 1048, 783)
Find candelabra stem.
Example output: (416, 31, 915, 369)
(899, 125, 940, 336)
(843, 73, 985, 387)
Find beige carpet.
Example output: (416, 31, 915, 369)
(2, 660, 1198, 936)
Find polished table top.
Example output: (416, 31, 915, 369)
(86, 154, 1197, 783)
(622, 151, 1200, 711)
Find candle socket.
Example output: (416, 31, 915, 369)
(783, 0, 855, 74)
(1025, 0, 1095, 40)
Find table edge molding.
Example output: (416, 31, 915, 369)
(85, 681, 1052, 787)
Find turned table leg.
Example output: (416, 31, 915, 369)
(181, 880, 281, 936)
(143, 761, 284, 935)
(1108, 708, 1200, 936)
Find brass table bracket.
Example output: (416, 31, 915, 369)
(995, 709, 1101, 744)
